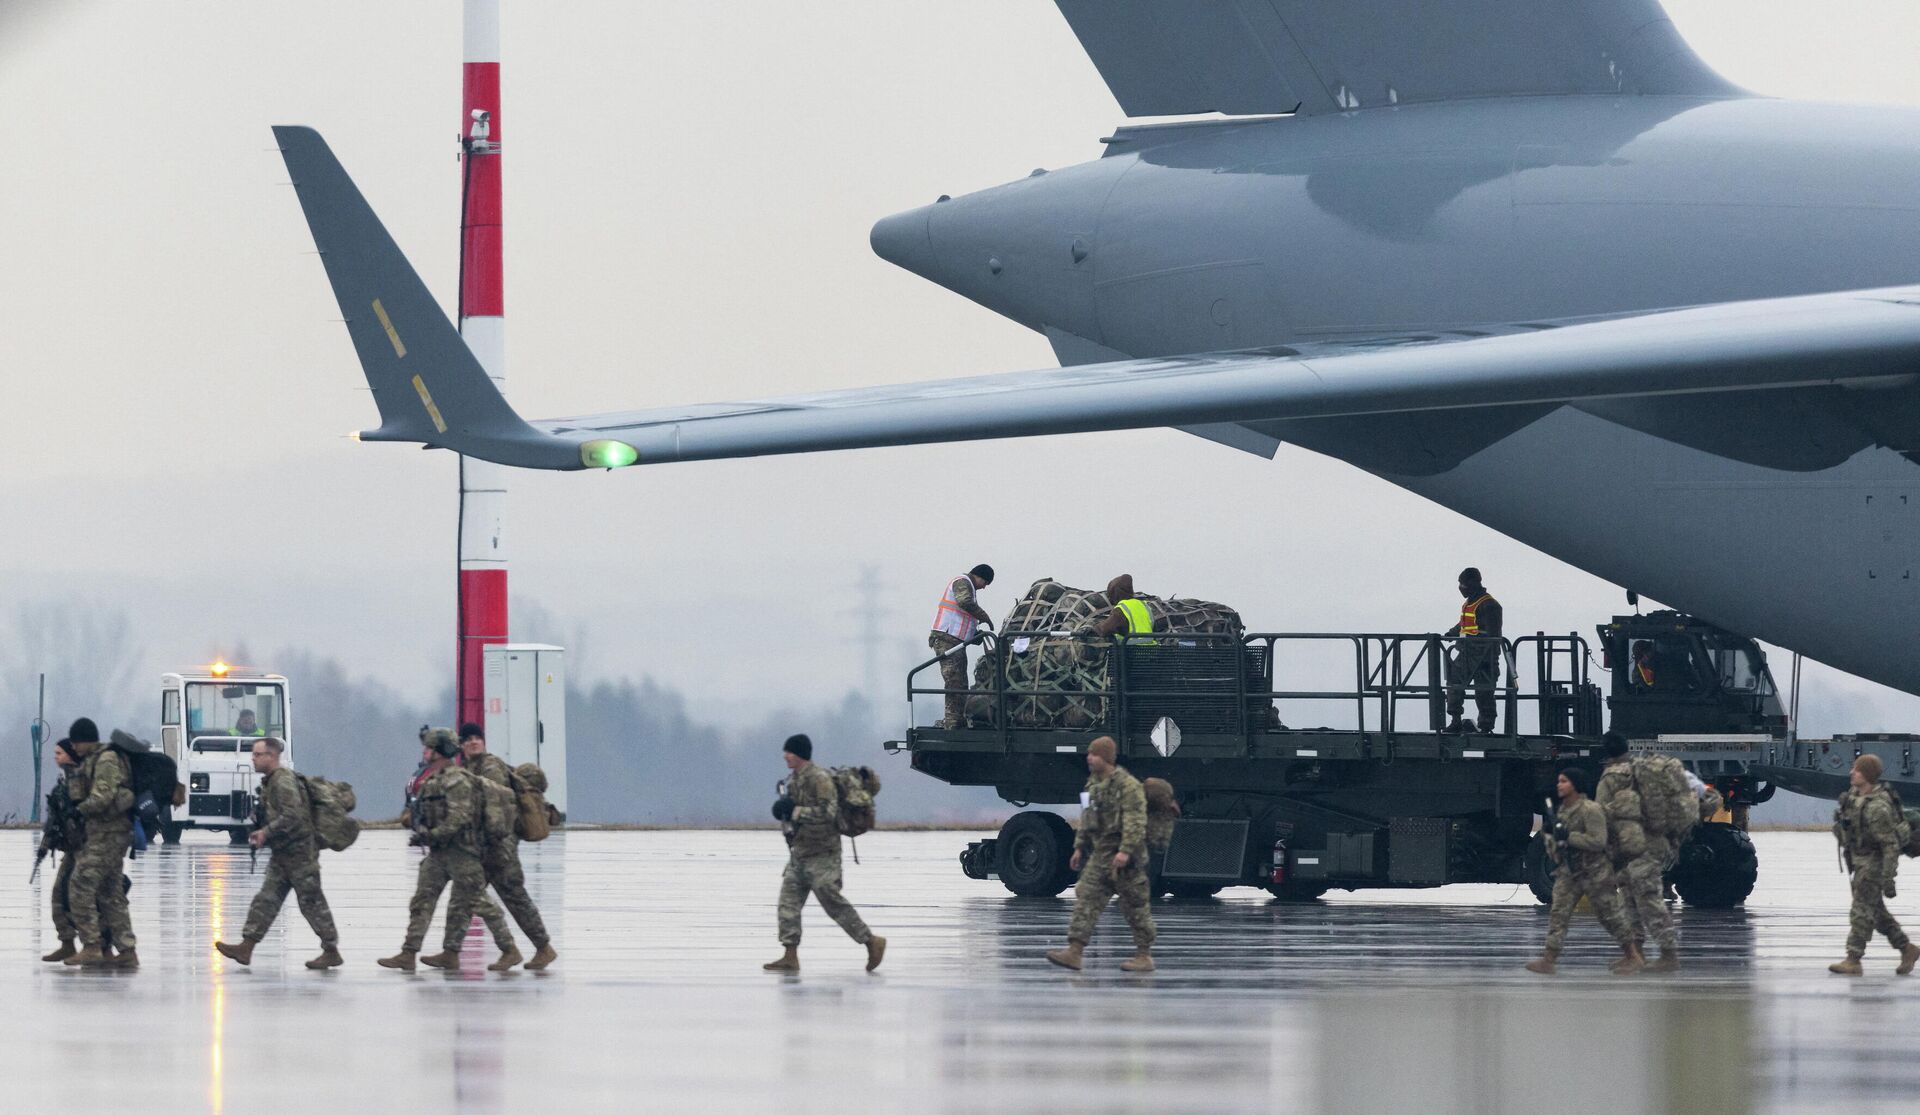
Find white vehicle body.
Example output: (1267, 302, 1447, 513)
(159, 668, 292, 842)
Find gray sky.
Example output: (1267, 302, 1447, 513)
(6, 1, 1920, 734)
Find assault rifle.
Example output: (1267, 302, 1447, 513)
(247, 792, 263, 873)
(30, 785, 77, 883)
(1542, 792, 1570, 866)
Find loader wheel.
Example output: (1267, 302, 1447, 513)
(1670, 822, 1758, 908)
(1163, 881, 1225, 900)
(1264, 881, 1329, 902)
(996, 811, 1074, 897)
(1523, 831, 1555, 905)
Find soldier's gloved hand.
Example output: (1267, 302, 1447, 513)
(771, 797, 795, 823)
(407, 829, 427, 847)
(1552, 822, 1569, 844)
(1886, 878, 1898, 899)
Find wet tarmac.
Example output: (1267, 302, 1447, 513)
(4, 828, 1916, 1113)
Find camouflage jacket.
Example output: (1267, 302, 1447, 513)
(1075, 766, 1147, 862)
(416, 764, 482, 854)
(256, 767, 314, 851)
(1549, 796, 1611, 876)
(1835, 785, 1904, 873)
(465, 751, 517, 788)
(1596, 759, 1649, 862)
(785, 762, 841, 858)
(70, 748, 133, 836)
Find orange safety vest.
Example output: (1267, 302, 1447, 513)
(1636, 662, 1655, 687)
(932, 576, 980, 640)
(1458, 594, 1493, 637)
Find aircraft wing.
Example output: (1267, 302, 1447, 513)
(276, 125, 1920, 473)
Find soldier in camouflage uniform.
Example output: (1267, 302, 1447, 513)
(1525, 767, 1642, 975)
(1048, 736, 1156, 973)
(41, 740, 101, 962)
(459, 723, 557, 971)
(929, 565, 995, 728)
(63, 718, 139, 969)
(214, 738, 341, 969)
(1829, 754, 1920, 975)
(764, 734, 885, 973)
(380, 728, 500, 972)
(1596, 734, 1678, 973)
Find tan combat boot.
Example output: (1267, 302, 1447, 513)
(41, 939, 76, 963)
(1120, 948, 1155, 973)
(1644, 946, 1680, 974)
(762, 945, 799, 972)
(488, 946, 525, 972)
(527, 944, 558, 971)
(215, 939, 255, 966)
(1898, 943, 1920, 976)
(1523, 950, 1559, 975)
(63, 944, 107, 968)
(306, 944, 344, 970)
(109, 949, 139, 970)
(1829, 954, 1864, 976)
(1045, 941, 1085, 971)
(1611, 943, 1646, 975)
(865, 936, 887, 972)
(377, 949, 418, 972)
(419, 950, 459, 970)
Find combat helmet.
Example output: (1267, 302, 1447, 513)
(423, 727, 460, 757)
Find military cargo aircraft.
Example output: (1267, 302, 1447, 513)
(275, 0, 1920, 696)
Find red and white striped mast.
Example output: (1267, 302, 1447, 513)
(457, 0, 507, 729)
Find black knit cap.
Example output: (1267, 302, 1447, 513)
(459, 722, 485, 741)
(969, 564, 995, 584)
(68, 717, 99, 744)
(783, 734, 813, 761)
(54, 737, 78, 762)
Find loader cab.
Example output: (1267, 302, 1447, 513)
(1598, 613, 1787, 737)
(159, 665, 291, 843)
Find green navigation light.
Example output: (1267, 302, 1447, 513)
(580, 439, 640, 469)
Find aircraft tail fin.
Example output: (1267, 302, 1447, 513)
(272, 126, 577, 468)
(1054, 0, 1740, 117)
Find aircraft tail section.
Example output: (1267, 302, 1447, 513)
(1054, 0, 1740, 117)
(272, 126, 578, 469)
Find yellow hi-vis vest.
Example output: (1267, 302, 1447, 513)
(1458, 594, 1492, 637)
(932, 576, 980, 640)
(1117, 597, 1154, 638)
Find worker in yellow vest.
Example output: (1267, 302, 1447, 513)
(1444, 567, 1503, 733)
(1093, 574, 1156, 641)
(929, 564, 995, 728)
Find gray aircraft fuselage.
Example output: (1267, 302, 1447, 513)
(872, 95, 1920, 695)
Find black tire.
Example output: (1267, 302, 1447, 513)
(1670, 821, 1758, 908)
(995, 811, 1075, 897)
(227, 827, 251, 846)
(1164, 881, 1225, 900)
(1523, 831, 1555, 905)
(1264, 881, 1329, 902)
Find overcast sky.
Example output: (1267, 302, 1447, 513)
(6, 1, 1920, 734)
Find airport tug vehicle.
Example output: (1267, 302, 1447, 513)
(157, 663, 291, 844)
(891, 612, 1789, 907)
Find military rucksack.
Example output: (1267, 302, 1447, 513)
(296, 773, 360, 852)
(829, 766, 880, 838)
(108, 731, 184, 831)
(510, 762, 556, 842)
(475, 772, 518, 845)
(1632, 753, 1697, 838)
(1143, 777, 1180, 851)
(1883, 786, 1920, 857)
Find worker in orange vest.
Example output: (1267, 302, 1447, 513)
(930, 565, 995, 728)
(1444, 567, 1503, 733)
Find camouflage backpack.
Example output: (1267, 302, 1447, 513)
(830, 766, 880, 838)
(1883, 786, 1920, 857)
(510, 762, 556, 842)
(475, 771, 518, 845)
(297, 773, 360, 852)
(1633, 754, 1697, 838)
(1143, 777, 1180, 851)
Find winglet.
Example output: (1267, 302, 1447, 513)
(273, 126, 583, 469)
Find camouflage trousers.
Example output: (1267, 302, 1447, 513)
(404, 847, 509, 954)
(242, 841, 337, 945)
(1846, 861, 1909, 957)
(482, 836, 550, 950)
(1615, 838, 1676, 952)
(49, 853, 122, 948)
(1445, 645, 1500, 729)
(1544, 863, 1631, 955)
(67, 831, 135, 950)
(778, 848, 871, 947)
(1067, 853, 1155, 949)
(930, 633, 968, 727)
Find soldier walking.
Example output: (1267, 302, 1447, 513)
(459, 723, 557, 971)
(764, 734, 885, 973)
(929, 564, 995, 728)
(40, 740, 94, 962)
(380, 728, 503, 972)
(1525, 767, 1643, 975)
(214, 738, 341, 969)
(1829, 754, 1919, 975)
(62, 718, 138, 970)
(1597, 733, 1679, 972)
(1444, 567, 1503, 733)
(1048, 736, 1156, 973)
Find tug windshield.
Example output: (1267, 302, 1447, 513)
(186, 682, 286, 738)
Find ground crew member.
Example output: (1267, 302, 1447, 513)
(1829, 754, 1920, 975)
(765, 734, 884, 973)
(1596, 733, 1678, 972)
(232, 708, 264, 736)
(1092, 574, 1154, 639)
(1631, 641, 1657, 688)
(215, 738, 341, 970)
(1048, 736, 1156, 973)
(459, 722, 557, 971)
(1525, 767, 1642, 975)
(1444, 567, 1503, 733)
(380, 728, 502, 973)
(930, 564, 995, 728)
(62, 718, 138, 969)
